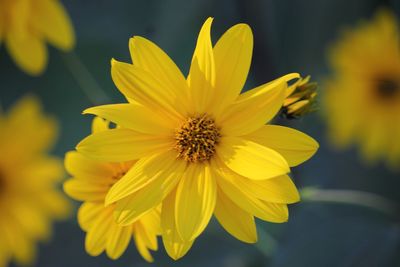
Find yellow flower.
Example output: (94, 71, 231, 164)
(283, 75, 317, 118)
(324, 9, 400, 167)
(0, 96, 70, 267)
(0, 0, 75, 75)
(76, 18, 319, 260)
(64, 118, 160, 262)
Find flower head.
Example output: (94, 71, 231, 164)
(0, 96, 70, 266)
(0, 0, 75, 75)
(324, 9, 400, 167)
(64, 118, 160, 262)
(283, 75, 318, 119)
(76, 18, 318, 260)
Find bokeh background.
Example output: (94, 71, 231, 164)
(1, 0, 400, 266)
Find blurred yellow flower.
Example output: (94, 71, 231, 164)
(76, 18, 318, 260)
(0, 96, 70, 267)
(324, 9, 400, 167)
(0, 0, 75, 75)
(283, 75, 317, 118)
(64, 118, 160, 262)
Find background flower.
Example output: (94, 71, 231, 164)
(324, 9, 400, 168)
(0, 96, 70, 267)
(64, 117, 161, 262)
(0, 0, 75, 75)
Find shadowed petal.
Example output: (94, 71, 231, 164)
(106, 224, 131, 260)
(77, 203, 104, 232)
(85, 208, 113, 256)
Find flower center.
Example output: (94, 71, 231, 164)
(375, 77, 399, 99)
(109, 170, 127, 188)
(175, 114, 221, 163)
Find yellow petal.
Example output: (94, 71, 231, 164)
(129, 36, 189, 112)
(83, 103, 174, 135)
(63, 178, 108, 202)
(220, 73, 299, 136)
(216, 171, 289, 222)
(77, 202, 104, 232)
(106, 150, 186, 205)
(161, 189, 194, 260)
(64, 151, 115, 180)
(91, 117, 109, 133)
(111, 59, 184, 121)
(175, 163, 216, 241)
(25, 157, 63, 183)
(76, 128, 171, 162)
(85, 208, 114, 256)
(213, 23, 253, 115)
(0, 222, 14, 265)
(217, 137, 290, 180)
(140, 208, 162, 236)
(112, 157, 186, 225)
(135, 220, 158, 251)
(187, 17, 216, 113)
(245, 125, 319, 167)
(36, 191, 71, 219)
(33, 0, 75, 50)
(106, 224, 132, 260)
(4, 96, 57, 155)
(6, 30, 47, 75)
(133, 226, 154, 263)
(0, 11, 3, 44)
(2, 220, 36, 266)
(10, 200, 50, 241)
(226, 174, 300, 204)
(214, 188, 257, 243)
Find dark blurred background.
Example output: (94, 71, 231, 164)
(1, 0, 400, 266)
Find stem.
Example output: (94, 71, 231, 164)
(62, 51, 110, 105)
(301, 187, 398, 218)
(255, 226, 278, 258)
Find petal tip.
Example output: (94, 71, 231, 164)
(110, 58, 117, 66)
(104, 192, 115, 207)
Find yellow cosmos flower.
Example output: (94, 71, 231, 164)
(0, 96, 70, 267)
(0, 0, 75, 75)
(64, 118, 160, 262)
(283, 75, 317, 118)
(76, 18, 319, 260)
(324, 9, 400, 167)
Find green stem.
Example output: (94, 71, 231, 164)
(62, 51, 110, 105)
(254, 226, 278, 258)
(301, 187, 398, 218)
